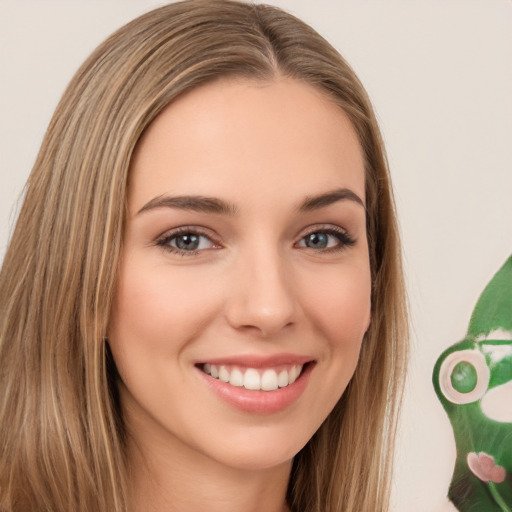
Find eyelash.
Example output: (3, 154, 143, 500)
(297, 226, 356, 253)
(155, 226, 218, 256)
(155, 225, 356, 256)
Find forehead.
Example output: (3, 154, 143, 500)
(128, 76, 365, 212)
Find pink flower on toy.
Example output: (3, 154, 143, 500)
(467, 452, 506, 483)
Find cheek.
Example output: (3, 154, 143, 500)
(293, 261, 371, 433)
(304, 262, 372, 345)
(108, 260, 222, 361)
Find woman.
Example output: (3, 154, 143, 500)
(0, 1, 408, 511)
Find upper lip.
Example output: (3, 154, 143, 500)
(196, 353, 314, 368)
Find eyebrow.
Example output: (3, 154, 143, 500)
(298, 188, 365, 211)
(137, 194, 238, 216)
(137, 187, 364, 216)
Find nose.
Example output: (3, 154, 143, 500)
(224, 246, 298, 338)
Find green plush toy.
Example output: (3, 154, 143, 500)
(433, 255, 512, 512)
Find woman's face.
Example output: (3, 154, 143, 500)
(108, 77, 371, 472)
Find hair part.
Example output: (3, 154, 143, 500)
(0, 1, 408, 511)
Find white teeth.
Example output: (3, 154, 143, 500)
(277, 369, 289, 388)
(229, 368, 244, 387)
(202, 363, 306, 391)
(244, 369, 261, 390)
(291, 365, 302, 384)
(219, 366, 229, 382)
(261, 369, 278, 391)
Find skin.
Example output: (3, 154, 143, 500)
(108, 76, 371, 512)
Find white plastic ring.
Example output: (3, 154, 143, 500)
(438, 349, 489, 405)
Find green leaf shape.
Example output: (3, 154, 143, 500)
(467, 255, 512, 339)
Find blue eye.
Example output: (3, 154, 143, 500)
(298, 229, 354, 251)
(303, 232, 330, 249)
(172, 233, 201, 251)
(157, 229, 216, 254)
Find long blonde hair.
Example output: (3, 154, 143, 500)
(0, 1, 408, 511)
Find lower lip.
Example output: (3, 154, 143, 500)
(197, 363, 314, 414)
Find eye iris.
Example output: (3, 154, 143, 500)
(305, 232, 328, 249)
(450, 361, 478, 393)
(175, 234, 199, 251)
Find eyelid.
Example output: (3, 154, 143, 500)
(295, 224, 355, 251)
(153, 223, 355, 257)
(155, 225, 222, 255)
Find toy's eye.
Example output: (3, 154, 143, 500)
(439, 350, 489, 405)
(450, 361, 478, 393)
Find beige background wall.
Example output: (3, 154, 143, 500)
(1, 1, 511, 510)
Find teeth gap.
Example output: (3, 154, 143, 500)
(199, 362, 308, 391)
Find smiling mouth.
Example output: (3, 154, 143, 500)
(199, 363, 308, 391)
